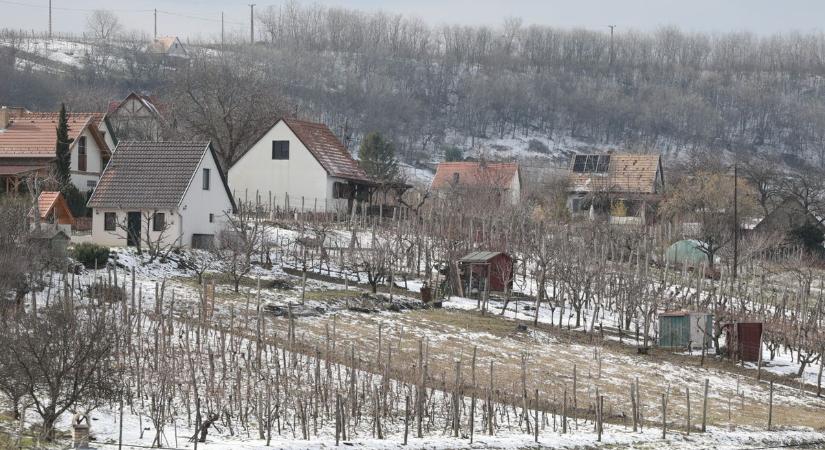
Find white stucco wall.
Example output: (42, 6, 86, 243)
(70, 128, 106, 192)
(508, 173, 521, 205)
(178, 149, 234, 246)
(91, 208, 182, 248)
(228, 121, 332, 211)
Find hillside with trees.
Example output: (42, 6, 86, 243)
(4, 2, 825, 169)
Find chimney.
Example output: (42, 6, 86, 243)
(0, 107, 9, 130)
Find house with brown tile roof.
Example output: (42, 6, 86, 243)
(430, 161, 522, 206)
(0, 107, 115, 193)
(228, 118, 374, 213)
(566, 152, 664, 223)
(87, 141, 235, 249)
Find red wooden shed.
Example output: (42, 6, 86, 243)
(458, 251, 514, 294)
(722, 322, 763, 362)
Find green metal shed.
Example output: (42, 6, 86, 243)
(664, 240, 709, 268)
(658, 311, 713, 350)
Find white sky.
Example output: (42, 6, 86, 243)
(1, 0, 823, 40)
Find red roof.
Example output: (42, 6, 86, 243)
(431, 162, 520, 190)
(37, 191, 60, 219)
(281, 118, 371, 183)
(0, 164, 49, 175)
(0, 112, 109, 159)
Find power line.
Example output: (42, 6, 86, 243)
(0, 0, 151, 13)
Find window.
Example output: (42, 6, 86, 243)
(104, 212, 116, 231)
(332, 182, 352, 199)
(77, 136, 87, 172)
(572, 154, 610, 174)
(452, 172, 460, 184)
(209, 213, 214, 223)
(86, 180, 97, 189)
(202, 168, 210, 190)
(272, 140, 289, 160)
(152, 212, 166, 231)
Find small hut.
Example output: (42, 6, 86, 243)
(658, 311, 713, 350)
(721, 321, 763, 362)
(457, 251, 514, 296)
(31, 191, 74, 233)
(664, 240, 708, 268)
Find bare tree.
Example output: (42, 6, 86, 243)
(0, 304, 120, 440)
(86, 10, 121, 41)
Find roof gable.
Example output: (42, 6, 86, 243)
(568, 153, 662, 194)
(88, 141, 212, 209)
(431, 162, 520, 190)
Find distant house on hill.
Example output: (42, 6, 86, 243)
(107, 92, 167, 141)
(87, 141, 235, 249)
(430, 161, 521, 206)
(566, 152, 664, 224)
(0, 107, 115, 194)
(147, 36, 189, 62)
(228, 118, 374, 213)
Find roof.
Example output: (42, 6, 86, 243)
(88, 141, 227, 209)
(147, 36, 185, 55)
(568, 153, 662, 194)
(659, 310, 711, 317)
(0, 164, 49, 175)
(0, 111, 109, 159)
(430, 162, 520, 190)
(459, 251, 510, 263)
(107, 92, 164, 117)
(33, 191, 74, 223)
(281, 118, 371, 183)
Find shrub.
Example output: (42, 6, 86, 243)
(63, 184, 91, 217)
(443, 146, 463, 162)
(72, 243, 110, 268)
(528, 139, 550, 154)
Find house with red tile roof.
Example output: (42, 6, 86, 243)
(430, 161, 522, 206)
(30, 191, 74, 233)
(0, 107, 115, 193)
(228, 118, 374, 213)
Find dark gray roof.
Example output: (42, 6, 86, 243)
(88, 141, 209, 209)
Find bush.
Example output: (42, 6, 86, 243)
(443, 146, 463, 162)
(72, 243, 110, 268)
(528, 139, 550, 154)
(63, 184, 91, 217)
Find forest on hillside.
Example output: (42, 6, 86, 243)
(3, 1, 825, 168)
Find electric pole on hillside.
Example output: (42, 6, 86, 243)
(48, 0, 52, 39)
(608, 25, 616, 67)
(733, 163, 739, 280)
(153, 9, 157, 40)
(249, 4, 255, 44)
(221, 12, 225, 47)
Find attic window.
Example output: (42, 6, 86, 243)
(77, 136, 87, 172)
(572, 155, 610, 174)
(272, 141, 289, 160)
(452, 172, 460, 184)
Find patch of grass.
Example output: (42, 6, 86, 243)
(302, 289, 357, 301)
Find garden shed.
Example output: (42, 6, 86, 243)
(458, 251, 514, 295)
(664, 240, 709, 268)
(658, 311, 713, 350)
(721, 321, 763, 362)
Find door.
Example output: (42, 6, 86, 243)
(127, 212, 141, 247)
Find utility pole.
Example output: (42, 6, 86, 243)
(608, 25, 616, 67)
(153, 8, 157, 40)
(221, 12, 225, 47)
(249, 4, 256, 44)
(733, 162, 738, 280)
(48, 0, 52, 39)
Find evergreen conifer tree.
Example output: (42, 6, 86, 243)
(358, 132, 399, 184)
(55, 103, 73, 191)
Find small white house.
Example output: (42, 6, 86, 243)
(147, 36, 189, 60)
(228, 118, 373, 212)
(87, 141, 235, 249)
